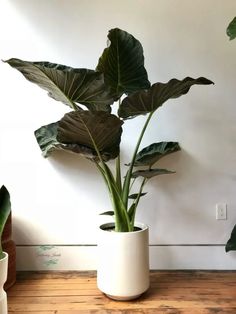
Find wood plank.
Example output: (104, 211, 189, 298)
(8, 310, 236, 314)
(8, 271, 236, 313)
(8, 287, 236, 297)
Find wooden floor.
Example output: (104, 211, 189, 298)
(7, 271, 236, 313)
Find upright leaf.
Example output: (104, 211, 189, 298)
(0, 185, 11, 258)
(0, 186, 11, 235)
(134, 142, 181, 166)
(5, 58, 114, 111)
(96, 28, 150, 99)
(225, 225, 236, 252)
(227, 17, 236, 40)
(57, 110, 123, 161)
(119, 77, 214, 119)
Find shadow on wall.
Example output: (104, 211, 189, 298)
(6, 0, 113, 65)
(139, 148, 231, 244)
(48, 150, 107, 198)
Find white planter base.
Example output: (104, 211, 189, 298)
(105, 293, 144, 301)
(97, 223, 150, 300)
(0, 252, 8, 314)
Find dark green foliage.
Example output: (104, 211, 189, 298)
(226, 225, 236, 252)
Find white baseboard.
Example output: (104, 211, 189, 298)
(16, 245, 236, 271)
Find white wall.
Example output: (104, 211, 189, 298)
(0, 0, 236, 270)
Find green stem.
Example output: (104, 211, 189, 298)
(122, 111, 154, 208)
(78, 117, 126, 230)
(115, 98, 122, 192)
(130, 178, 147, 230)
(116, 154, 122, 193)
(69, 100, 78, 111)
(129, 178, 136, 193)
(95, 161, 130, 232)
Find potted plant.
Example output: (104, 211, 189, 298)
(225, 17, 236, 253)
(0, 185, 11, 313)
(4, 28, 213, 299)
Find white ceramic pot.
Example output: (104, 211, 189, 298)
(97, 222, 149, 300)
(0, 252, 8, 314)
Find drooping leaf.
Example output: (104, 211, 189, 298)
(34, 122, 98, 159)
(0, 186, 11, 258)
(96, 28, 150, 99)
(225, 224, 236, 252)
(128, 192, 147, 199)
(99, 211, 114, 216)
(4, 58, 114, 111)
(119, 77, 214, 119)
(134, 142, 181, 166)
(132, 168, 175, 179)
(57, 110, 123, 161)
(227, 17, 236, 40)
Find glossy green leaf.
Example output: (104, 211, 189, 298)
(227, 17, 236, 40)
(0, 186, 11, 258)
(225, 225, 236, 252)
(57, 110, 123, 161)
(34, 122, 98, 159)
(132, 168, 175, 179)
(128, 192, 147, 199)
(119, 77, 214, 119)
(96, 28, 150, 99)
(134, 142, 181, 166)
(4, 58, 114, 111)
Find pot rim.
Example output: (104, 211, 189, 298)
(0, 251, 8, 261)
(99, 222, 148, 233)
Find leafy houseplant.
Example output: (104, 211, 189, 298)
(225, 17, 236, 252)
(0, 186, 11, 260)
(0, 185, 11, 314)
(4, 28, 213, 233)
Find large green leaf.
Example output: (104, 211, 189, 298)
(57, 110, 123, 161)
(225, 224, 236, 252)
(119, 77, 214, 119)
(96, 28, 150, 99)
(5, 58, 114, 111)
(227, 17, 236, 40)
(34, 122, 98, 159)
(134, 142, 181, 166)
(131, 168, 175, 179)
(0, 185, 11, 258)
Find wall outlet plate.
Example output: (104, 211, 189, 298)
(216, 203, 227, 220)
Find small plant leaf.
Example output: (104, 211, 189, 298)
(4, 58, 114, 111)
(227, 17, 236, 40)
(57, 110, 123, 161)
(135, 142, 181, 166)
(96, 28, 150, 99)
(132, 168, 175, 179)
(128, 192, 147, 199)
(225, 224, 236, 252)
(100, 211, 114, 216)
(119, 77, 214, 119)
